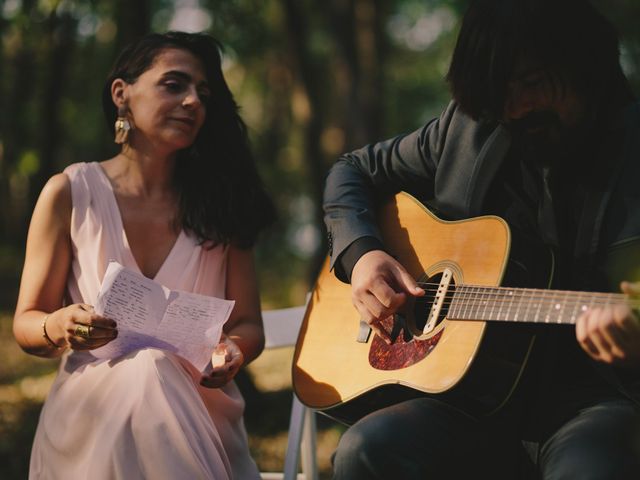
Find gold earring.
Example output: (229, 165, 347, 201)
(114, 106, 131, 144)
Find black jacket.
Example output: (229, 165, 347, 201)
(324, 100, 640, 290)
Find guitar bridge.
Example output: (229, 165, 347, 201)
(423, 268, 453, 334)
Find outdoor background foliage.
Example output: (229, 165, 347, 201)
(0, 0, 638, 478)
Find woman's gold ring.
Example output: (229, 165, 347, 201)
(74, 324, 91, 338)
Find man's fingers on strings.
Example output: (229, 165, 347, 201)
(577, 311, 601, 358)
(395, 267, 425, 297)
(603, 305, 634, 359)
(621, 281, 640, 296)
(601, 325, 628, 362)
(369, 277, 403, 309)
(577, 330, 601, 359)
(587, 307, 618, 363)
(361, 291, 396, 321)
(591, 334, 616, 363)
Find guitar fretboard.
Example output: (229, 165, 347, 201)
(447, 285, 628, 324)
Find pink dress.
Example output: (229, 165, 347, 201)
(29, 162, 260, 479)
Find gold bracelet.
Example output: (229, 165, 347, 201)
(42, 314, 62, 349)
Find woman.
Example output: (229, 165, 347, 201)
(13, 32, 275, 479)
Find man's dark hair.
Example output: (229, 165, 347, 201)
(102, 31, 275, 248)
(446, 0, 628, 121)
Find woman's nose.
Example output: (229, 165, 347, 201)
(182, 87, 202, 108)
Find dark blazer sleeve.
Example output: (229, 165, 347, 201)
(323, 101, 459, 280)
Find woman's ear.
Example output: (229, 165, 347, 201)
(111, 78, 128, 108)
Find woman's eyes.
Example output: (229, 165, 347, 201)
(163, 80, 210, 103)
(164, 80, 185, 92)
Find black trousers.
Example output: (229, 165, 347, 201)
(332, 397, 640, 479)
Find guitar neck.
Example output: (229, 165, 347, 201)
(447, 285, 629, 325)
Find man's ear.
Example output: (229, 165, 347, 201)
(111, 78, 129, 108)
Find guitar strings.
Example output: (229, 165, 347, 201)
(412, 289, 630, 303)
(399, 296, 640, 324)
(423, 299, 640, 313)
(411, 288, 631, 303)
(406, 294, 640, 322)
(413, 280, 632, 297)
(409, 302, 640, 318)
(401, 285, 640, 318)
(410, 282, 634, 305)
(412, 297, 640, 308)
(411, 292, 640, 308)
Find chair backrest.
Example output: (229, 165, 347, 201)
(262, 306, 307, 349)
(259, 305, 319, 480)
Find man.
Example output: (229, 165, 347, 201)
(323, 0, 640, 478)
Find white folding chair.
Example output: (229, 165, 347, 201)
(259, 305, 319, 480)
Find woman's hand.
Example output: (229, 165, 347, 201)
(576, 281, 640, 367)
(200, 334, 244, 388)
(51, 304, 118, 350)
(350, 250, 425, 343)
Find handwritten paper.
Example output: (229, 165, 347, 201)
(92, 261, 234, 371)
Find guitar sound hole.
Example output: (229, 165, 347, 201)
(412, 272, 453, 332)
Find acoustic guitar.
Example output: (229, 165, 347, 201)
(292, 192, 637, 424)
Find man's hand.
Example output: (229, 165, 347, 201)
(576, 281, 640, 367)
(350, 250, 425, 343)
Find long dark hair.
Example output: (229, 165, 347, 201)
(446, 0, 629, 121)
(102, 32, 276, 248)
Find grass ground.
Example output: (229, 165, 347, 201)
(0, 312, 342, 479)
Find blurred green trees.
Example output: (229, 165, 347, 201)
(0, 0, 638, 310)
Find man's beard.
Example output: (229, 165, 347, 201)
(508, 111, 590, 166)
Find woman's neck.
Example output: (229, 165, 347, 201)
(109, 146, 177, 199)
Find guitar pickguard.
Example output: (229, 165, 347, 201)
(369, 328, 443, 370)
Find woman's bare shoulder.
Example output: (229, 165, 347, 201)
(43, 172, 71, 193)
(34, 173, 72, 228)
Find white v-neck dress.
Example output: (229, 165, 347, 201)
(29, 162, 260, 480)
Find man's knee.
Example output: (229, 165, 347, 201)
(542, 443, 640, 480)
(332, 419, 390, 479)
(540, 401, 640, 480)
(332, 398, 480, 479)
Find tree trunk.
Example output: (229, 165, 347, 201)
(30, 11, 77, 211)
(114, 0, 151, 53)
(281, 0, 330, 282)
(1, 0, 38, 243)
(320, 0, 386, 149)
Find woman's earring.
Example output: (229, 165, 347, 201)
(114, 106, 132, 144)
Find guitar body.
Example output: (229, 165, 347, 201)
(292, 192, 551, 424)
